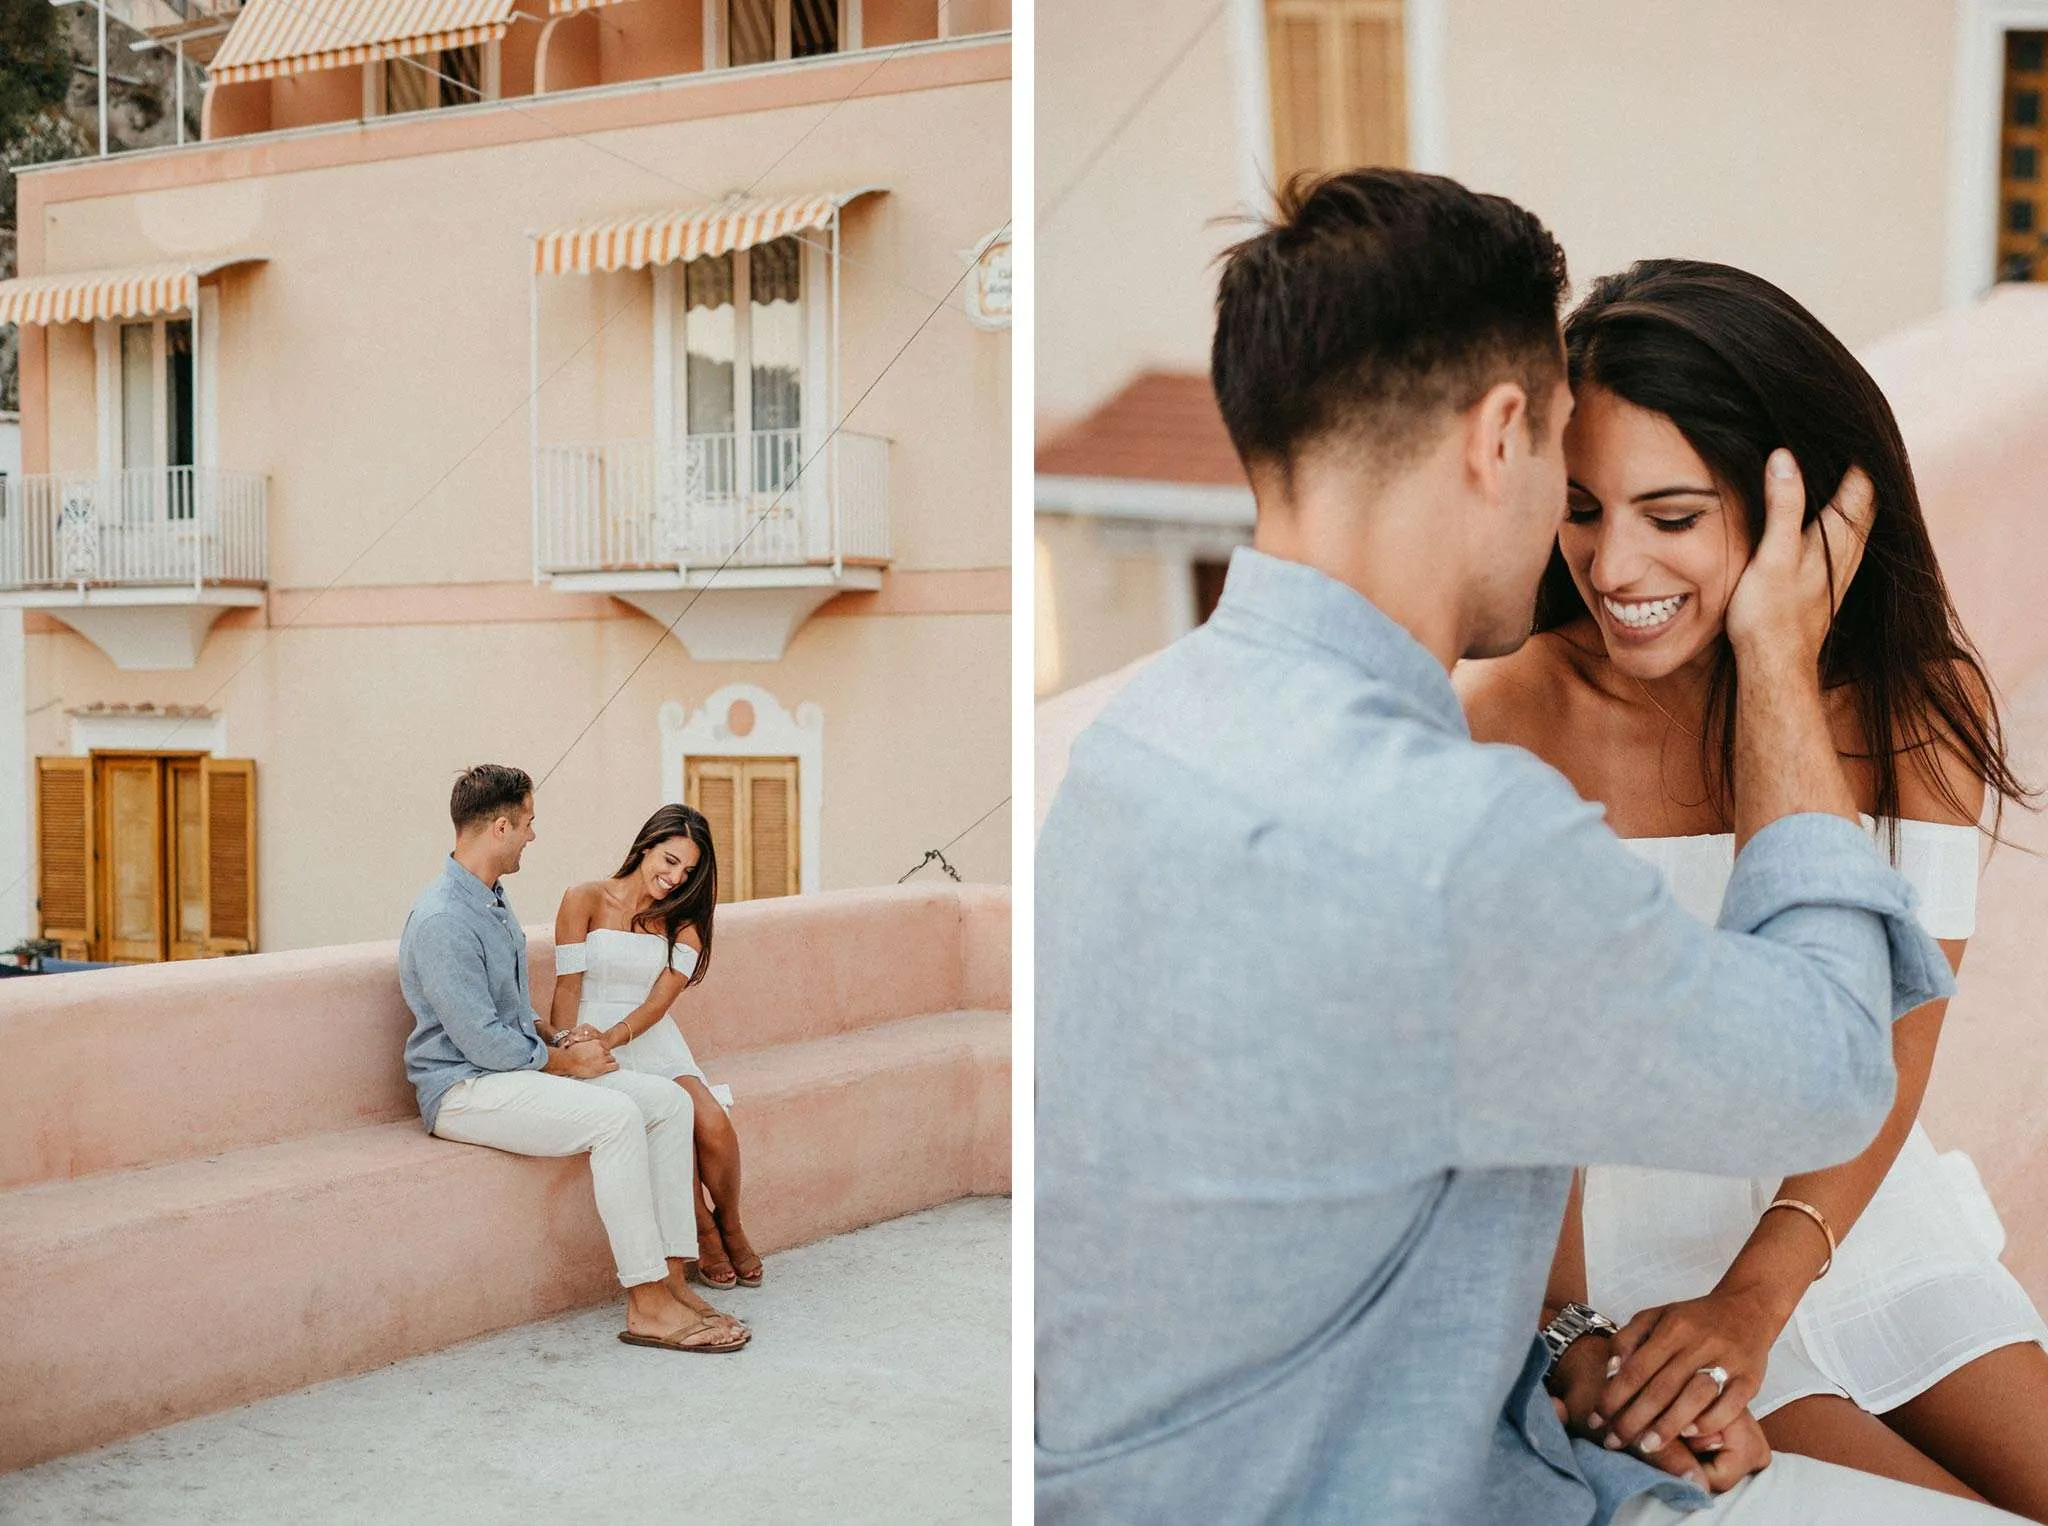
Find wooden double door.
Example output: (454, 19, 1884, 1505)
(685, 756, 799, 902)
(36, 752, 257, 963)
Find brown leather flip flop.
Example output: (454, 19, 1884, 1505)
(618, 1314, 750, 1354)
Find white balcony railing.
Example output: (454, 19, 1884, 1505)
(534, 430, 889, 577)
(0, 468, 268, 591)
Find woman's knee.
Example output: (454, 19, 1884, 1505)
(695, 1098, 738, 1152)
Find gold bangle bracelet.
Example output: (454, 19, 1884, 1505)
(1763, 1197, 1836, 1280)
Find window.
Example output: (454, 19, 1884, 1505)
(724, 0, 842, 66)
(1265, 0, 1406, 184)
(2000, 32, 2048, 281)
(685, 757, 798, 901)
(108, 317, 198, 519)
(36, 753, 257, 962)
(670, 236, 811, 497)
(376, 43, 492, 115)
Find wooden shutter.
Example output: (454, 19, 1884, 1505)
(745, 759, 799, 901)
(1268, 7, 1328, 185)
(687, 759, 743, 903)
(2000, 32, 2048, 282)
(684, 756, 799, 901)
(98, 755, 165, 964)
(36, 756, 95, 959)
(201, 757, 257, 954)
(1340, 7, 1405, 170)
(1266, 1, 1406, 183)
(167, 759, 207, 960)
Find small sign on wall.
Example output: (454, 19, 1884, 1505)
(963, 228, 1011, 331)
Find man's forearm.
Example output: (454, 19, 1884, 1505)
(1731, 642, 1859, 850)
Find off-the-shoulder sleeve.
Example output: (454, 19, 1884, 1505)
(1892, 819, 1980, 940)
(555, 942, 588, 975)
(669, 941, 699, 978)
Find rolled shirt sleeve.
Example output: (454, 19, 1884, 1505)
(1718, 811, 1957, 1018)
(1446, 756, 1953, 1179)
(410, 912, 548, 1074)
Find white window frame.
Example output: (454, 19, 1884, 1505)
(658, 685, 823, 894)
(362, 39, 502, 117)
(651, 236, 830, 510)
(93, 295, 217, 478)
(1947, 0, 2048, 305)
(706, 0, 860, 68)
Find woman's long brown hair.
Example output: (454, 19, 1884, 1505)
(614, 803, 718, 980)
(1540, 259, 2033, 851)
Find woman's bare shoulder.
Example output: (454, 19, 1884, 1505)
(1454, 634, 1577, 746)
(555, 880, 606, 928)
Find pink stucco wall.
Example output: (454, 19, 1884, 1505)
(1864, 286, 2048, 1302)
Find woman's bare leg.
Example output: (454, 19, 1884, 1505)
(1884, 1343, 2048, 1523)
(1760, 1394, 1982, 1501)
(680, 1076, 759, 1281)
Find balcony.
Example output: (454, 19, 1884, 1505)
(0, 467, 268, 669)
(534, 430, 888, 660)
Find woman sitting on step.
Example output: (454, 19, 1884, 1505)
(545, 804, 764, 1291)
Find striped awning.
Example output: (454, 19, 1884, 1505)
(0, 257, 265, 327)
(547, 0, 629, 11)
(533, 188, 886, 276)
(210, 0, 518, 85)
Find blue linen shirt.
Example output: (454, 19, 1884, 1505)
(399, 856, 548, 1132)
(1034, 548, 1956, 1525)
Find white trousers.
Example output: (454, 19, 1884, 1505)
(1615, 1453, 2027, 1524)
(433, 1068, 698, 1287)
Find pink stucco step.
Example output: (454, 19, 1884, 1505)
(0, 1011, 1009, 1472)
(0, 883, 1009, 1191)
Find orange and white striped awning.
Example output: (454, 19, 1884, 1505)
(0, 257, 265, 327)
(547, 0, 629, 12)
(210, 0, 518, 85)
(532, 188, 886, 276)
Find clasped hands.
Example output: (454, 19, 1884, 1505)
(1549, 1286, 1785, 1494)
(542, 1025, 617, 1076)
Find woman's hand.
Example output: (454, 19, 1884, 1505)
(557, 1024, 603, 1047)
(1549, 1337, 1711, 1493)
(604, 1023, 633, 1050)
(1690, 1408, 1772, 1494)
(1596, 1286, 1785, 1456)
(1724, 452, 1874, 667)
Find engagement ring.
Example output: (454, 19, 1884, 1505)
(1699, 1365, 1729, 1396)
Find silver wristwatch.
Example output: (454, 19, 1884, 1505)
(1539, 1301, 1618, 1371)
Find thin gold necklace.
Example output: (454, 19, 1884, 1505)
(1632, 674, 1703, 742)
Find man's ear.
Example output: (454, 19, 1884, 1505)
(1464, 382, 1530, 508)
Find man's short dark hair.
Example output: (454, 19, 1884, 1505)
(1211, 170, 1569, 481)
(451, 764, 533, 834)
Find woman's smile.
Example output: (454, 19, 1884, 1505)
(1598, 591, 1691, 643)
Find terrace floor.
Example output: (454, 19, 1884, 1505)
(0, 1198, 1010, 1525)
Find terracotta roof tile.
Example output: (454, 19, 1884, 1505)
(1035, 371, 1246, 487)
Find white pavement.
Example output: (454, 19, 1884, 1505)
(0, 1198, 1010, 1526)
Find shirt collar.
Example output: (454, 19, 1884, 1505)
(1210, 547, 1469, 736)
(443, 854, 506, 910)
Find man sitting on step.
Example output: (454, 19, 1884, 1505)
(397, 763, 748, 1354)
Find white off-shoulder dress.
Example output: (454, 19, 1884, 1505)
(556, 928, 732, 1109)
(1584, 817, 2048, 1418)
